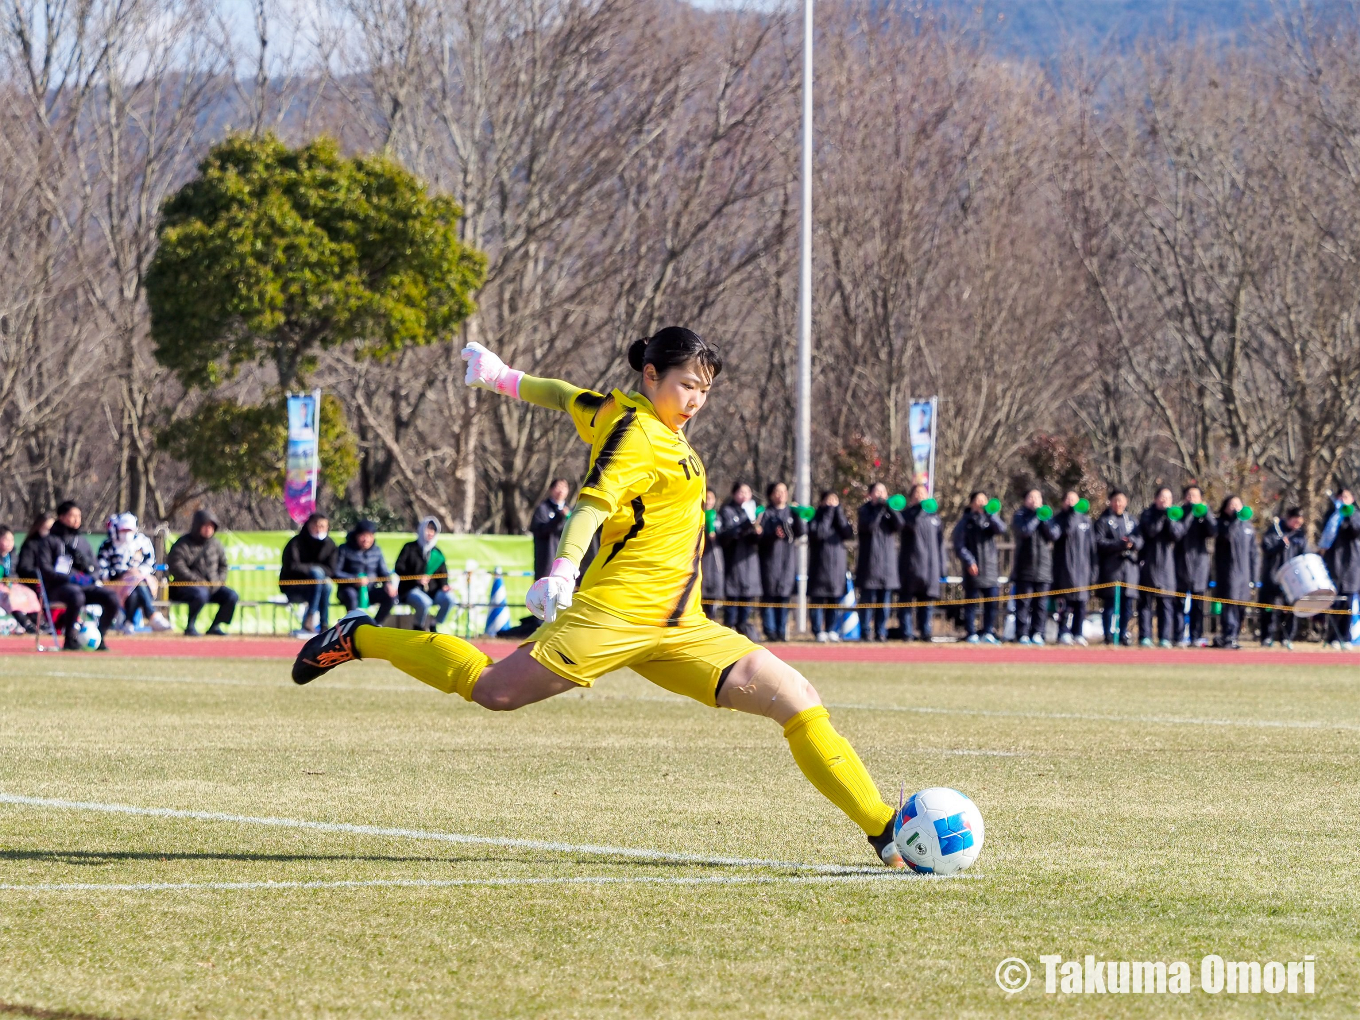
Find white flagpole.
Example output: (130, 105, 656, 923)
(794, 0, 814, 635)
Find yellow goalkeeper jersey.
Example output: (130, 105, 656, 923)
(554, 384, 707, 627)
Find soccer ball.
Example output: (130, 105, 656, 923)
(893, 787, 985, 875)
(73, 621, 102, 650)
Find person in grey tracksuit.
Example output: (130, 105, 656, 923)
(1095, 490, 1142, 645)
(1138, 487, 1187, 646)
(1174, 484, 1216, 645)
(1011, 489, 1061, 643)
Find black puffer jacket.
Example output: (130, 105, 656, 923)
(855, 501, 903, 590)
(1053, 507, 1097, 594)
(716, 501, 761, 599)
(807, 504, 854, 600)
(1175, 506, 1217, 592)
(952, 510, 1008, 588)
(1011, 508, 1060, 585)
(1138, 506, 1186, 593)
(898, 503, 945, 598)
(758, 506, 805, 599)
(1095, 511, 1143, 586)
(280, 529, 338, 584)
(1214, 515, 1260, 602)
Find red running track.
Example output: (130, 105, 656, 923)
(0, 634, 1350, 666)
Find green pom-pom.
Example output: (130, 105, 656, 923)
(985, 498, 1002, 515)
(1075, 498, 1090, 514)
(796, 504, 816, 521)
(1192, 502, 1209, 518)
(921, 498, 939, 515)
(705, 508, 716, 529)
(1167, 505, 1184, 521)
(887, 493, 907, 512)
(1342, 504, 1356, 518)
(1036, 505, 1053, 521)
(1238, 506, 1254, 521)
(755, 505, 766, 517)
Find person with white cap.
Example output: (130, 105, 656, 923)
(97, 512, 171, 633)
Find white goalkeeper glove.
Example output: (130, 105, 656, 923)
(461, 341, 524, 398)
(526, 557, 578, 622)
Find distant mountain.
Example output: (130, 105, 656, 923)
(919, 0, 1344, 57)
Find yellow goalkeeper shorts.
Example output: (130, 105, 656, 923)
(525, 600, 758, 706)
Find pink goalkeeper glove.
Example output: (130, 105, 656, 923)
(461, 341, 524, 398)
(525, 558, 578, 623)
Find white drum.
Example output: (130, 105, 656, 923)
(1275, 553, 1335, 617)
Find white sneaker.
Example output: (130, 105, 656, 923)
(1058, 633, 1074, 646)
(1031, 634, 1045, 646)
(1283, 640, 1294, 650)
(982, 633, 1000, 645)
(291, 628, 318, 640)
(815, 632, 829, 643)
(1075, 636, 1089, 647)
(827, 631, 841, 642)
(149, 612, 172, 632)
(966, 634, 981, 644)
(1018, 635, 1032, 646)
(1329, 640, 1343, 650)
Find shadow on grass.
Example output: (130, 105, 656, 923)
(0, 1002, 142, 1020)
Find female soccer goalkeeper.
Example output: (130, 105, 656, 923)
(292, 327, 904, 867)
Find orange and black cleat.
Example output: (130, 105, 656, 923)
(292, 609, 373, 685)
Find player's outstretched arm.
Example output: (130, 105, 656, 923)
(461, 341, 595, 414)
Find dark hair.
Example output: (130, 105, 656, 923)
(1286, 506, 1303, 519)
(1108, 488, 1127, 500)
(549, 478, 569, 489)
(1181, 483, 1201, 497)
(1154, 486, 1173, 498)
(0, 524, 11, 539)
(819, 489, 835, 501)
(968, 490, 986, 503)
(766, 481, 787, 500)
(627, 326, 722, 380)
(302, 512, 328, 530)
(730, 481, 750, 496)
(55, 500, 79, 517)
(1218, 494, 1239, 517)
(25, 511, 55, 542)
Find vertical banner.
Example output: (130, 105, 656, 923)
(284, 390, 321, 525)
(908, 397, 939, 496)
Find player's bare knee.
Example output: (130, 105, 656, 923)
(718, 650, 821, 724)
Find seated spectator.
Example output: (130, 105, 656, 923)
(280, 513, 338, 636)
(34, 500, 120, 650)
(530, 479, 571, 580)
(97, 513, 171, 633)
(394, 516, 455, 631)
(11, 512, 55, 634)
(335, 519, 396, 623)
(167, 508, 238, 636)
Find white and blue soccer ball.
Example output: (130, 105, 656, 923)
(894, 787, 985, 875)
(73, 621, 102, 650)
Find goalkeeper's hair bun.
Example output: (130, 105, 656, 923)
(628, 326, 723, 381)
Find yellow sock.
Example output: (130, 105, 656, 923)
(784, 706, 895, 835)
(354, 627, 492, 701)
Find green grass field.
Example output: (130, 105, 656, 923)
(1, 651, 1357, 1018)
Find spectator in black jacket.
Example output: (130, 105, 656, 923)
(166, 508, 237, 636)
(1011, 489, 1060, 645)
(1138, 487, 1186, 647)
(530, 479, 571, 580)
(856, 482, 903, 641)
(1053, 491, 1097, 645)
(757, 482, 805, 641)
(1260, 507, 1306, 648)
(36, 501, 120, 649)
(1095, 490, 1143, 645)
(898, 484, 944, 642)
(1320, 489, 1359, 648)
(394, 517, 454, 631)
(701, 489, 724, 622)
(10, 511, 54, 634)
(1174, 484, 1216, 646)
(953, 490, 1008, 643)
(717, 482, 761, 640)
(280, 513, 339, 636)
(807, 490, 854, 642)
(1213, 495, 1260, 649)
(335, 519, 396, 623)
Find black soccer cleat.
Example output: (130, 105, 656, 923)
(292, 609, 373, 685)
(868, 817, 906, 869)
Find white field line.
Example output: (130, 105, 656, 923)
(0, 794, 881, 875)
(0, 873, 957, 894)
(825, 702, 1360, 732)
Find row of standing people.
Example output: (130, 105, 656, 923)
(692, 480, 1360, 648)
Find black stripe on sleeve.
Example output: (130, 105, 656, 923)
(665, 521, 706, 627)
(573, 390, 606, 420)
(603, 497, 645, 567)
(582, 408, 637, 491)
